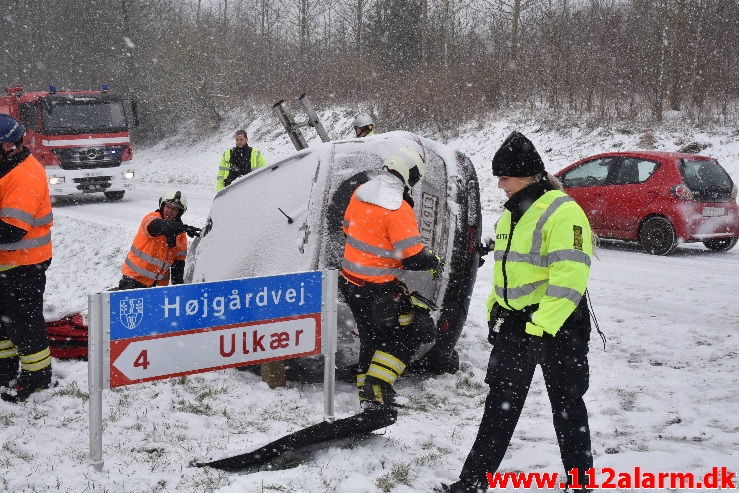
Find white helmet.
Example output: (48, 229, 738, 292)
(352, 113, 374, 129)
(384, 148, 426, 188)
(159, 190, 187, 213)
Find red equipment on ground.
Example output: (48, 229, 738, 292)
(46, 313, 88, 359)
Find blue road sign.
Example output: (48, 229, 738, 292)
(109, 271, 323, 340)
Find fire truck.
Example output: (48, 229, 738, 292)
(0, 83, 137, 200)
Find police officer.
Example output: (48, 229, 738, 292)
(339, 147, 442, 412)
(216, 129, 267, 191)
(119, 190, 201, 290)
(443, 132, 594, 493)
(0, 114, 54, 402)
(352, 113, 375, 138)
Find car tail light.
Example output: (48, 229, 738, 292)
(671, 184, 693, 200)
(468, 226, 477, 253)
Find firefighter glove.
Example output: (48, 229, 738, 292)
(429, 251, 445, 280)
(183, 225, 202, 238)
(526, 335, 548, 365)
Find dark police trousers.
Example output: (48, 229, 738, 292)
(460, 306, 592, 486)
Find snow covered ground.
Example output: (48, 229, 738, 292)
(1, 110, 738, 492)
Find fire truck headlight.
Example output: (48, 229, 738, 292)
(48, 176, 65, 185)
(122, 170, 134, 180)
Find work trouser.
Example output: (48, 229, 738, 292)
(460, 300, 592, 486)
(339, 275, 420, 400)
(0, 260, 52, 386)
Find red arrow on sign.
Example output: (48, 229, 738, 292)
(110, 314, 320, 387)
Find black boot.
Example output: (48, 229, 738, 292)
(441, 479, 488, 493)
(1, 367, 52, 403)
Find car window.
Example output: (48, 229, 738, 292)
(560, 158, 612, 187)
(680, 159, 734, 201)
(611, 158, 659, 185)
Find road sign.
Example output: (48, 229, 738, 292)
(110, 315, 320, 386)
(88, 269, 338, 471)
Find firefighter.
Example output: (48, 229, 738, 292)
(442, 132, 594, 493)
(352, 113, 375, 138)
(118, 190, 201, 290)
(339, 147, 442, 411)
(216, 129, 267, 191)
(0, 114, 54, 403)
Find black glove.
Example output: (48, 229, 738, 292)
(183, 225, 202, 238)
(526, 335, 548, 365)
(487, 303, 502, 345)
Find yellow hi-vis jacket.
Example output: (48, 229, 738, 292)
(486, 190, 592, 337)
(216, 147, 267, 191)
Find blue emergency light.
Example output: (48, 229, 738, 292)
(102, 84, 109, 93)
(49, 85, 57, 94)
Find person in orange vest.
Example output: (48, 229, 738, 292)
(118, 190, 201, 290)
(0, 114, 54, 403)
(340, 147, 443, 412)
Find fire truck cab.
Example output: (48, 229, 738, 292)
(0, 84, 136, 200)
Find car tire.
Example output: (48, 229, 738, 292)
(639, 216, 677, 255)
(104, 191, 125, 201)
(703, 237, 738, 252)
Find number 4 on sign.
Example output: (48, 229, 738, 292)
(134, 350, 150, 370)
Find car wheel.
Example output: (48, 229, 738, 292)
(639, 216, 677, 255)
(104, 191, 125, 201)
(703, 237, 738, 252)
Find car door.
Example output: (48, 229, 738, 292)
(559, 157, 614, 230)
(599, 157, 662, 237)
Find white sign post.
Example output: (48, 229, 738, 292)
(87, 270, 337, 471)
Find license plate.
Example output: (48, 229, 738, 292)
(702, 207, 726, 217)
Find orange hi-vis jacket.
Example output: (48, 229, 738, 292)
(342, 189, 424, 284)
(0, 153, 53, 270)
(122, 211, 187, 287)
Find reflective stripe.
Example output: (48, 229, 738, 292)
(0, 339, 18, 359)
(398, 311, 414, 326)
(125, 258, 169, 281)
(0, 347, 18, 359)
(175, 249, 187, 257)
(0, 233, 52, 251)
(1, 207, 53, 226)
(341, 259, 402, 277)
(545, 284, 584, 305)
(19, 347, 51, 372)
(530, 195, 573, 254)
(219, 166, 230, 171)
(393, 235, 422, 251)
(130, 245, 168, 269)
(346, 235, 397, 258)
(495, 279, 547, 300)
(356, 373, 366, 386)
(342, 219, 349, 229)
(367, 365, 399, 384)
(372, 350, 406, 375)
(495, 249, 591, 268)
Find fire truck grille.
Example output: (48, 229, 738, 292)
(52, 146, 125, 170)
(72, 176, 113, 192)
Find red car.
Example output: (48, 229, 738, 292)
(555, 151, 739, 255)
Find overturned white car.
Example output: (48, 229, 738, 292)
(185, 131, 482, 379)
